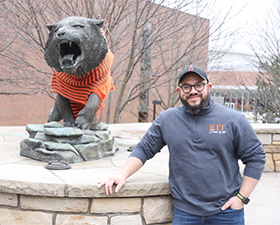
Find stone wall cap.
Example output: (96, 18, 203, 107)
(1, 123, 278, 199)
(0, 161, 170, 198)
(252, 124, 280, 134)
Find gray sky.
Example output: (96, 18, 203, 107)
(213, 0, 275, 54)
(162, 0, 275, 54)
(206, 0, 277, 71)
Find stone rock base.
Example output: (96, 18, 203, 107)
(20, 122, 118, 163)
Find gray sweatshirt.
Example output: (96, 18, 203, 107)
(130, 98, 266, 216)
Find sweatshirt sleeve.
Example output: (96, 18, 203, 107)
(234, 115, 266, 180)
(129, 114, 166, 164)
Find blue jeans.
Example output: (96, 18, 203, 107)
(172, 207, 244, 225)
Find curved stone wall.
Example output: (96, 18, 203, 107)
(0, 123, 173, 224)
(0, 123, 279, 224)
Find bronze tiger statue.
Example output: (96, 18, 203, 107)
(44, 16, 114, 129)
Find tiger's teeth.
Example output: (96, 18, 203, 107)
(58, 44, 61, 51)
(69, 41, 72, 47)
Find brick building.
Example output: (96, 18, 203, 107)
(208, 51, 259, 113)
(0, 1, 210, 125)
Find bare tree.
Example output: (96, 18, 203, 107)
(247, 1, 280, 123)
(0, 0, 237, 123)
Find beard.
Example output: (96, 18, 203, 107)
(180, 91, 210, 115)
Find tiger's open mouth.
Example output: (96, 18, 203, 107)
(58, 40, 83, 69)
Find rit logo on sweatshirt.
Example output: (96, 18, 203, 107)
(209, 124, 226, 134)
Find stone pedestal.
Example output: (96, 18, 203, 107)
(20, 122, 118, 163)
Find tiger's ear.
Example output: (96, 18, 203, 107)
(46, 24, 55, 31)
(91, 19, 105, 28)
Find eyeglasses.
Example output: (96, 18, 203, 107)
(179, 82, 208, 93)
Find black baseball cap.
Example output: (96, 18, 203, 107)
(178, 65, 208, 84)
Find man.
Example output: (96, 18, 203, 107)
(98, 65, 266, 225)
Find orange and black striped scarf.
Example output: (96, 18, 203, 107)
(51, 49, 114, 120)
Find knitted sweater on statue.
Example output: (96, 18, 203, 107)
(51, 49, 114, 119)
